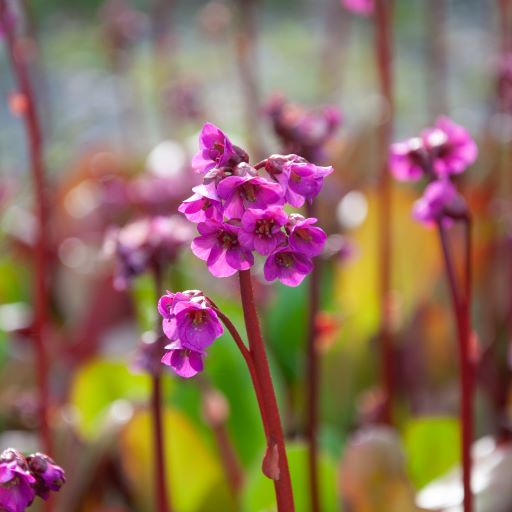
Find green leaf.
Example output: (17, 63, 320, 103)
(132, 273, 157, 332)
(69, 357, 151, 440)
(403, 416, 460, 489)
(242, 442, 339, 512)
(119, 407, 233, 512)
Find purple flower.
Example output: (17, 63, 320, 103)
(239, 206, 288, 255)
(158, 290, 202, 340)
(26, 454, 65, 500)
(287, 214, 327, 257)
(412, 179, 465, 226)
(173, 299, 224, 351)
(216, 175, 283, 219)
(162, 340, 205, 378)
(178, 184, 224, 223)
(264, 247, 313, 287)
(0, 450, 36, 512)
(389, 137, 427, 182)
(192, 123, 247, 175)
(341, 0, 374, 16)
(191, 221, 254, 277)
(283, 160, 333, 207)
(422, 117, 478, 177)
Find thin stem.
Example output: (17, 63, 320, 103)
(0, 1, 52, 456)
(238, 270, 295, 512)
(152, 268, 171, 512)
(437, 222, 473, 512)
(305, 203, 320, 512)
(373, 0, 395, 425)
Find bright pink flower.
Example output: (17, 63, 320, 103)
(26, 454, 65, 500)
(239, 206, 288, 255)
(0, 450, 36, 512)
(264, 247, 313, 287)
(216, 174, 282, 219)
(178, 184, 223, 223)
(287, 214, 327, 257)
(389, 137, 427, 182)
(192, 123, 247, 174)
(162, 341, 205, 378)
(412, 179, 465, 226)
(422, 117, 478, 177)
(157, 290, 202, 340)
(191, 221, 254, 277)
(341, 0, 374, 16)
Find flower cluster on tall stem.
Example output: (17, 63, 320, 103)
(390, 116, 477, 512)
(183, 123, 331, 287)
(0, 449, 65, 512)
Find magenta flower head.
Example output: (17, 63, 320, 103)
(266, 155, 333, 207)
(26, 454, 65, 500)
(192, 123, 248, 175)
(412, 179, 466, 226)
(191, 220, 254, 277)
(286, 214, 327, 257)
(422, 116, 478, 177)
(162, 340, 205, 378)
(217, 174, 283, 219)
(0, 449, 36, 512)
(239, 206, 288, 255)
(341, 0, 374, 16)
(158, 290, 223, 378)
(264, 247, 313, 287)
(389, 137, 427, 182)
(178, 184, 223, 224)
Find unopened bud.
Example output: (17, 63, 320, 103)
(262, 441, 280, 481)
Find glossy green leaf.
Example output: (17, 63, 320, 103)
(69, 357, 151, 440)
(404, 416, 460, 489)
(119, 407, 233, 512)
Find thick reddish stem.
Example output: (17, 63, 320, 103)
(437, 222, 473, 512)
(152, 269, 172, 512)
(373, 0, 394, 425)
(0, 1, 52, 456)
(238, 270, 295, 512)
(305, 203, 320, 512)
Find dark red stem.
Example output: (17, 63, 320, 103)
(437, 221, 473, 512)
(373, 0, 395, 425)
(152, 269, 172, 512)
(238, 270, 295, 511)
(0, 1, 52, 456)
(305, 203, 320, 512)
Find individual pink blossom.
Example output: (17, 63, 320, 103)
(412, 179, 465, 226)
(422, 116, 478, 177)
(216, 174, 283, 219)
(192, 123, 247, 175)
(283, 160, 333, 207)
(26, 454, 65, 500)
(191, 220, 254, 277)
(264, 246, 313, 287)
(239, 206, 288, 255)
(162, 340, 205, 378)
(0, 450, 36, 512)
(341, 0, 374, 16)
(287, 214, 327, 257)
(178, 184, 223, 223)
(158, 290, 202, 340)
(388, 137, 427, 182)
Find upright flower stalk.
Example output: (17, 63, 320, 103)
(264, 96, 341, 512)
(158, 123, 334, 511)
(390, 116, 478, 512)
(373, 0, 395, 425)
(0, 0, 52, 456)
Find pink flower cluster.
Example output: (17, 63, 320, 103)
(180, 123, 332, 287)
(389, 117, 477, 226)
(158, 290, 223, 378)
(0, 449, 65, 512)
